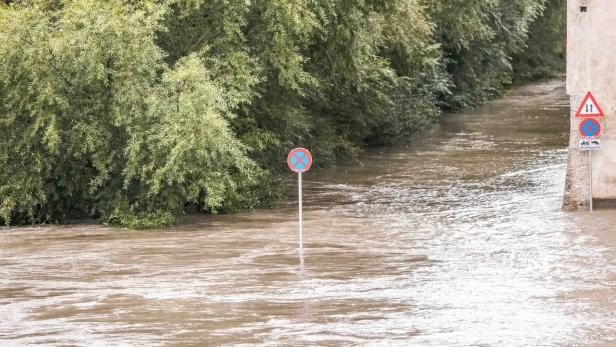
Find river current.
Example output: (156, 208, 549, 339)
(1, 80, 615, 346)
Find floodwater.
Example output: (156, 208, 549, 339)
(1, 80, 615, 346)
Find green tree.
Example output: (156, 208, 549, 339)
(0, 0, 566, 228)
(425, 0, 548, 109)
(0, 0, 261, 227)
(512, 0, 566, 83)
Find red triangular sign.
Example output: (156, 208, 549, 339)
(576, 91, 604, 117)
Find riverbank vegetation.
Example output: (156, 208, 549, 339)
(0, 0, 565, 228)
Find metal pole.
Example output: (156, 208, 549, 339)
(589, 150, 593, 212)
(298, 172, 304, 262)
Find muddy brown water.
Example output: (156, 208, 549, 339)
(1, 81, 615, 346)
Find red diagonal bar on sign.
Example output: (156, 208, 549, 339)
(293, 153, 307, 168)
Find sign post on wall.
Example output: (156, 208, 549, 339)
(577, 91, 605, 212)
(287, 148, 312, 263)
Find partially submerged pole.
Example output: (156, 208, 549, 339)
(589, 151, 593, 211)
(298, 172, 303, 261)
(287, 148, 312, 263)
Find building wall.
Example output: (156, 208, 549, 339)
(564, 0, 616, 209)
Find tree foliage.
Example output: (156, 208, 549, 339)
(0, 1, 262, 227)
(0, 0, 565, 227)
(425, 0, 559, 109)
(512, 0, 566, 83)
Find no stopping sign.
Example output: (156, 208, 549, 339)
(287, 148, 312, 173)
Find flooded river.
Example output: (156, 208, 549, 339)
(1, 80, 615, 346)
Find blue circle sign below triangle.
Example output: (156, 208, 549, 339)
(579, 118, 601, 138)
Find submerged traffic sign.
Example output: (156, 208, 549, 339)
(287, 148, 312, 173)
(576, 91, 604, 117)
(288, 147, 312, 264)
(579, 118, 601, 138)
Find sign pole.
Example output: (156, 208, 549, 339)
(287, 147, 312, 264)
(298, 172, 304, 262)
(589, 151, 593, 212)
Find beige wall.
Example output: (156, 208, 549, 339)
(565, 0, 616, 207)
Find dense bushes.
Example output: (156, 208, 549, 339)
(0, 0, 564, 227)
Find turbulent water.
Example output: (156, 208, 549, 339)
(1, 80, 615, 346)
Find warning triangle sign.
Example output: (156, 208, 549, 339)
(576, 91, 604, 117)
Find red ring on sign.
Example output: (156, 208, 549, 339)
(579, 118, 601, 138)
(287, 148, 312, 173)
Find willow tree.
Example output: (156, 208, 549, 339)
(303, 0, 447, 147)
(512, 0, 566, 82)
(425, 0, 548, 109)
(157, 0, 447, 162)
(0, 1, 261, 227)
(0, 0, 565, 228)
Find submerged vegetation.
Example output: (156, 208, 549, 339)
(0, 0, 565, 227)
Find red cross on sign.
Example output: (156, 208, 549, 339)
(579, 118, 601, 138)
(287, 148, 312, 173)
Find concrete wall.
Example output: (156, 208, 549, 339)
(564, 0, 616, 210)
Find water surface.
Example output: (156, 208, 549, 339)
(1, 80, 615, 346)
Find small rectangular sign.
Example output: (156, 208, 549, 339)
(579, 139, 601, 150)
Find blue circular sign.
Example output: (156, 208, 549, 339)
(579, 118, 601, 138)
(287, 148, 312, 173)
